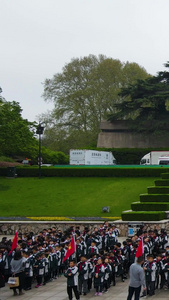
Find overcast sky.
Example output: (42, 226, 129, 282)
(1, 0, 169, 121)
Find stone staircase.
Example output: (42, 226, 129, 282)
(121, 173, 169, 221)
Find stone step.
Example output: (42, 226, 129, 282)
(155, 180, 169, 186)
(147, 186, 169, 194)
(140, 194, 169, 202)
(121, 210, 166, 221)
(131, 202, 169, 211)
(161, 173, 169, 179)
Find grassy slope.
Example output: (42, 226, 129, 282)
(0, 177, 157, 217)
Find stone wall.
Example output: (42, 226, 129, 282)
(97, 120, 169, 148)
(1, 220, 169, 237)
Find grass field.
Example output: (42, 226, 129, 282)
(0, 177, 157, 218)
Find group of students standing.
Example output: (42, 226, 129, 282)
(0, 222, 168, 299)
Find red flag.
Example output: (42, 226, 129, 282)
(63, 236, 75, 262)
(9, 231, 18, 255)
(135, 237, 143, 258)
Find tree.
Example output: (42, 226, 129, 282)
(0, 94, 37, 157)
(42, 55, 149, 152)
(108, 62, 169, 133)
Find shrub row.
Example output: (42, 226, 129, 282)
(155, 180, 169, 186)
(140, 194, 169, 202)
(0, 168, 8, 176)
(147, 186, 169, 194)
(131, 202, 169, 211)
(0, 166, 169, 177)
(161, 173, 169, 179)
(121, 211, 166, 221)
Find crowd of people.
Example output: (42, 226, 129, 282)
(0, 222, 168, 299)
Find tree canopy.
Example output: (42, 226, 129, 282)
(42, 54, 149, 152)
(0, 87, 69, 164)
(108, 62, 169, 133)
(0, 95, 37, 158)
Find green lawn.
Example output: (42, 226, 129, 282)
(0, 177, 156, 217)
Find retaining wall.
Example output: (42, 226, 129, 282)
(1, 220, 169, 237)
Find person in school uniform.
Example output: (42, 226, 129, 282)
(109, 251, 118, 286)
(87, 258, 93, 292)
(111, 225, 120, 237)
(116, 250, 125, 282)
(106, 231, 117, 251)
(52, 247, 58, 279)
(129, 244, 137, 265)
(92, 258, 105, 296)
(48, 247, 54, 280)
(34, 253, 44, 288)
(60, 243, 68, 275)
(87, 241, 99, 258)
(55, 245, 61, 277)
(122, 241, 130, 278)
(143, 238, 150, 260)
(0, 250, 5, 289)
(77, 256, 88, 296)
(24, 250, 33, 290)
(155, 254, 165, 289)
(143, 254, 157, 296)
(80, 237, 87, 257)
(2, 245, 11, 282)
(163, 256, 169, 289)
(64, 260, 80, 300)
(103, 258, 111, 293)
(76, 239, 83, 262)
(159, 229, 168, 251)
(41, 252, 49, 285)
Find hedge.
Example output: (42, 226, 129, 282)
(161, 173, 169, 179)
(121, 211, 166, 221)
(131, 202, 169, 211)
(0, 168, 8, 176)
(1, 166, 169, 177)
(155, 180, 169, 186)
(148, 186, 169, 194)
(140, 194, 169, 202)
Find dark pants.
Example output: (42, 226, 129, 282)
(78, 278, 88, 294)
(111, 272, 116, 285)
(127, 285, 141, 300)
(88, 278, 92, 291)
(96, 285, 103, 293)
(36, 275, 42, 285)
(67, 285, 80, 300)
(25, 276, 32, 289)
(156, 273, 165, 289)
(146, 281, 155, 296)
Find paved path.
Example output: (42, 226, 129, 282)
(1, 276, 169, 300)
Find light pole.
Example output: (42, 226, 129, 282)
(36, 123, 44, 179)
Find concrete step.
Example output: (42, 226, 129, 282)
(140, 193, 169, 202)
(148, 186, 169, 194)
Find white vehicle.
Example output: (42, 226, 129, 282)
(158, 155, 169, 165)
(140, 151, 169, 165)
(69, 149, 116, 165)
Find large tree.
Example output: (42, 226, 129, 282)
(108, 62, 169, 133)
(0, 90, 37, 157)
(42, 55, 149, 152)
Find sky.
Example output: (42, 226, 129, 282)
(1, 0, 169, 122)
